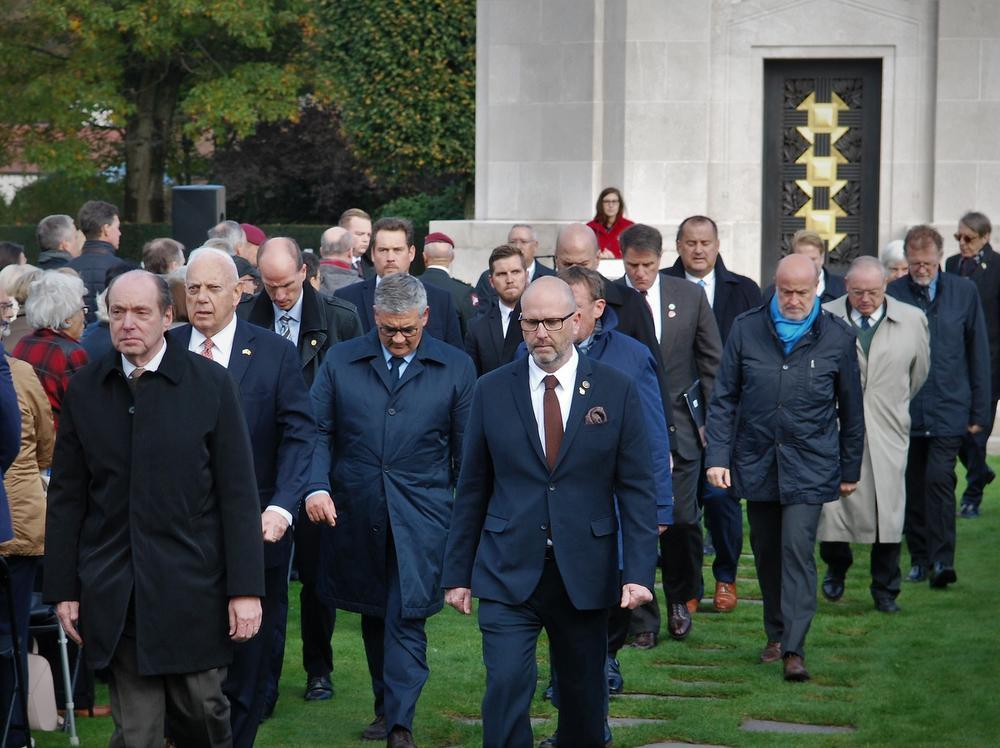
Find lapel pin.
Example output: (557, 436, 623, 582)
(983, 262, 988, 270)
(578, 387, 586, 395)
(242, 348, 252, 356)
(668, 303, 676, 311)
(311, 339, 318, 346)
(582, 380, 590, 389)
(668, 310, 677, 318)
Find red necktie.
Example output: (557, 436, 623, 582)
(543, 375, 562, 471)
(640, 290, 654, 318)
(200, 337, 214, 361)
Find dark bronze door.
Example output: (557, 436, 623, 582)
(761, 59, 882, 281)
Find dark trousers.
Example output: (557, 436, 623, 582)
(223, 549, 290, 748)
(746, 501, 822, 658)
(702, 481, 742, 583)
(0, 555, 38, 748)
(479, 556, 607, 748)
(819, 540, 901, 602)
(261, 554, 291, 712)
(361, 614, 385, 718)
(958, 400, 998, 507)
(111, 609, 231, 747)
(295, 509, 336, 679)
(905, 435, 963, 567)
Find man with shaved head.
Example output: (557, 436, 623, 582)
(171, 248, 315, 745)
(318, 226, 361, 294)
(706, 253, 864, 682)
(443, 275, 658, 747)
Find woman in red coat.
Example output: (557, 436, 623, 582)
(587, 187, 634, 259)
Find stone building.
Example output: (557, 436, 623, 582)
(435, 0, 997, 284)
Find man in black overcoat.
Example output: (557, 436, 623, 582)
(44, 270, 265, 746)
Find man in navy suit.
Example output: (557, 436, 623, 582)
(663, 215, 762, 615)
(442, 276, 658, 748)
(335, 216, 464, 349)
(171, 248, 316, 747)
(473, 224, 556, 307)
(465, 244, 529, 376)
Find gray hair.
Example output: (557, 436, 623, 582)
(207, 220, 245, 253)
(373, 273, 427, 315)
(320, 230, 353, 259)
(25, 270, 86, 330)
(845, 254, 888, 282)
(879, 239, 906, 269)
(0, 264, 39, 298)
(188, 247, 239, 283)
(203, 237, 236, 255)
(37, 214, 76, 252)
(509, 223, 538, 242)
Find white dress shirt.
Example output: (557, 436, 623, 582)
(188, 315, 238, 367)
(686, 268, 716, 308)
(816, 270, 826, 299)
(273, 293, 304, 347)
(190, 315, 293, 526)
(625, 273, 662, 343)
(850, 303, 885, 327)
(499, 300, 516, 338)
(526, 260, 537, 281)
(121, 337, 168, 377)
(527, 347, 578, 458)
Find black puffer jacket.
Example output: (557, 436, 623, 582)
(705, 306, 865, 504)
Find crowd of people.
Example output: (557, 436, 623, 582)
(0, 191, 994, 748)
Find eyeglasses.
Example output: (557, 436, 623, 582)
(519, 312, 574, 332)
(602, 198, 620, 205)
(954, 232, 981, 244)
(377, 324, 420, 338)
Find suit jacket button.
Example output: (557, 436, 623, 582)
(383, 465, 390, 472)
(388, 407, 396, 415)
(548, 484, 556, 491)
(668, 425, 676, 432)
(540, 523, 548, 531)
(371, 525, 380, 534)
(782, 364, 789, 370)
(128, 405, 135, 414)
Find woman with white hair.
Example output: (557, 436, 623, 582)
(0, 264, 42, 349)
(11, 271, 89, 428)
(880, 239, 908, 281)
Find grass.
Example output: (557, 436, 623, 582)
(35, 461, 1000, 747)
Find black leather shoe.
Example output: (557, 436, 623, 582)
(667, 602, 692, 640)
(874, 597, 900, 613)
(906, 564, 927, 582)
(821, 572, 845, 602)
(630, 630, 658, 649)
(362, 715, 387, 741)
(960, 502, 981, 518)
(388, 726, 417, 748)
(304, 675, 333, 701)
(928, 562, 957, 588)
(607, 656, 623, 694)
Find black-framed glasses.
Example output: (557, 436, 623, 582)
(378, 324, 420, 338)
(518, 312, 574, 332)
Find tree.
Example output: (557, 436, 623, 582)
(317, 0, 476, 193)
(0, 1, 319, 222)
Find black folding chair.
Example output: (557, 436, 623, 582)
(0, 556, 31, 747)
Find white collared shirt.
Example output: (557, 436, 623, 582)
(272, 293, 304, 347)
(626, 273, 662, 343)
(686, 268, 716, 309)
(188, 315, 238, 367)
(816, 271, 826, 299)
(121, 338, 167, 378)
(850, 303, 885, 327)
(526, 260, 537, 281)
(499, 300, 516, 337)
(527, 347, 578, 458)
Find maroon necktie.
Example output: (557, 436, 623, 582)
(960, 256, 978, 277)
(543, 375, 562, 471)
(640, 289, 654, 318)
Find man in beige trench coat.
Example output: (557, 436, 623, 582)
(818, 256, 930, 612)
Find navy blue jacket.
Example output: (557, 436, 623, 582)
(705, 306, 865, 504)
(663, 255, 762, 344)
(945, 243, 1000, 398)
(465, 300, 524, 376)
(169, 320, 316, 568)
(442, 354, 659, 611)
(887, 271, 991, 436)
(334, 275, 464, 350)
(308, 329, 475, 619)
(0, 350, 20, 543)
(68, 241, 125, 324)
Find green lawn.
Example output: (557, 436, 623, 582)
(35, 464, 1000, 747)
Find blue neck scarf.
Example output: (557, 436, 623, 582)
(770, 294, 820, 355)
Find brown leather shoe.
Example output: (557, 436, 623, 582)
(388, 726, 417, 748)
(630, 630, 658, 649)
(668, 602, 692, 640)
(686, 598, 699, 614)
(758, 641, 782, 663)
(713, 582, 737, 612)
(783, 653, 810, 681)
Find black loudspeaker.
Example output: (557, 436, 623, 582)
(171, 185, 226, 254)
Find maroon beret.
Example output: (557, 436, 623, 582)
(240, 223, 267, 245)
(424, 231, 454, 247)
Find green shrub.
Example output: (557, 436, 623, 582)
(375, 184, 466, 249)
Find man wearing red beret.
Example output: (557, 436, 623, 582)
(418, 232, 478, 339)
(239, 223, 267, 267)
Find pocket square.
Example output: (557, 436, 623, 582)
(585, 406, 608, 425)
